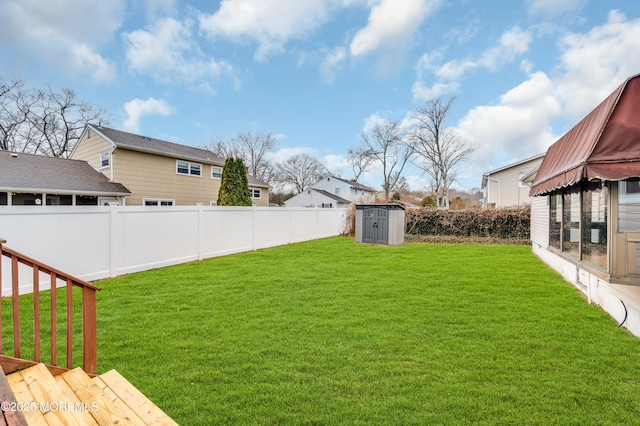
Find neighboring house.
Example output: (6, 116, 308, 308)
(71, 124, 270, 206)
(481, 154, 544, 208)
(529, 73, 640, 336)
(284, 176, 376, 208)
(0, 150, 130, 206)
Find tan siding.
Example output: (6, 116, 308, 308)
(485, 157, 543, 208)
(250, 187, 270, 207)
(531, 195, 549, 246)
(113, 149, 222, 206)
(71, 131, 113, 177)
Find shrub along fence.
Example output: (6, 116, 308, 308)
(405, 206, 531, 242)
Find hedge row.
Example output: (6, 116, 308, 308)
(405, 206, 531, 240)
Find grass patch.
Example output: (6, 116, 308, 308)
(7, 236, 640, 424)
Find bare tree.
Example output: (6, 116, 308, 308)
(360, 119, 413, 200)
(0, 78, 109, 157)
(0, 77, 39, 152)
(407, 97, 474, 208)
(208, 131, 276, 184)
(346, 146, 374, 182)
(275, 153, 325, 193)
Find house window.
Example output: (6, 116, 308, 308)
(0, 192, 7, 206)
(100, 151, 110, 168)
(562, 187, 580, 257)
(144, 199, 175, 206)
(46, 194, 73, 206)
(250, 188, 261, 199)
(76, 196, 98, 206)
(547, 182, 609, 271)
(549, 193, 561, 249)
(211, 166, 222, 179)
(618, 180, 640, 231)
(582, 182, 607, 269)
(176, 161, 201, 176)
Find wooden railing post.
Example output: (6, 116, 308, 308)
(83, 285, 98, 374)
(0, 238, 4, 354)
(0, 243, 100, 375)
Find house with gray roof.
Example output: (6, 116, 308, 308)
(71, 124, 271, 206)
(284, 176, 376, 208)
(0, 151, 131, 206)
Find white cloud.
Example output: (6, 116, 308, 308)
(0, 0, 123, 82)
(553, 10, 640, 118)
(456, 72, 561, 180)
(123, 98, 175, 133)
(319, 47, 347, 85)
(268, 147, 317, 164)
(199, 0, 340, 61)
(527, 0, 586, 19)
(124, 18, 235, 86)
(349, 0, 441, 57)
(412, 26, 532, 101)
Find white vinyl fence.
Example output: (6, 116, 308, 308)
(1, 205, 348, 294)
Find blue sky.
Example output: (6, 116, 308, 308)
(2, 0, 640, 192)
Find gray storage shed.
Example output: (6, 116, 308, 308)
(355, 204, 405, 245)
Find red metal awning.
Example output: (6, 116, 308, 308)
(530, 74, 640, 196)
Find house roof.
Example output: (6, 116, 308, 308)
(531, 73, 640, 196)
(85, 124, 270, 189)
(0, 151, 131, 196)
(311, 189, 351, 204)
(481, 153, 545, 188)
(86, 124, 226, 166)
(332, 177, 376, 192)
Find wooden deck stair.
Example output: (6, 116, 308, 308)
(5, 364, 178, 425)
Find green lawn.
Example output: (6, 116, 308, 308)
(8, 236, 640, 424)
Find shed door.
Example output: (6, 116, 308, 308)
(374, 208, 388, 244)
(362, 208, 376, 243)
(362, 207, 388, 244)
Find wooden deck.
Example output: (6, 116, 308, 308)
(3, 364, 178, 425)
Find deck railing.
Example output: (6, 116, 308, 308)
(0, 238, 100, 374)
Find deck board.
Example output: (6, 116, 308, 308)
(17, 364, 86, 426)
(4, 374, 46, 426)
(60, 368, 147, 426)
(97, 371, 179, 426)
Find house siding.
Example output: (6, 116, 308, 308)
(72, 131, 113, 177)
(484, 156, 543, 208)
(112, 149, 222, 206)
(530, 195, 549, 246)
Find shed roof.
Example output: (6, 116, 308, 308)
(0, 151, 131, 196)
(531, 73, 640, 196)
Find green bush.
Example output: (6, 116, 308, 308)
(405, 206, 530, 241)
(217, 157, 252, 206)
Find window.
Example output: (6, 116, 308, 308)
(100, 151, 110, 168)
(144, 199, 174, 206)
(549, 193, 562, 249)
(0, 192, 7, 206)
(562, 187, 580, 257)
(176, 161, 201, 176)
(582, 182, 607, 269)
(211, 166, 222, 179)
(46, 194, 73, 206)
(250, 188, 261, 199)
(618, 180, 640, 231)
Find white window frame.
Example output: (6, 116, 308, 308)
(143, 198, 175, 206)
(211, 166, 222, 179)
(250, 188, 261, 199)
(176, 160, 202, 177)
(100, 151, 110, 169)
